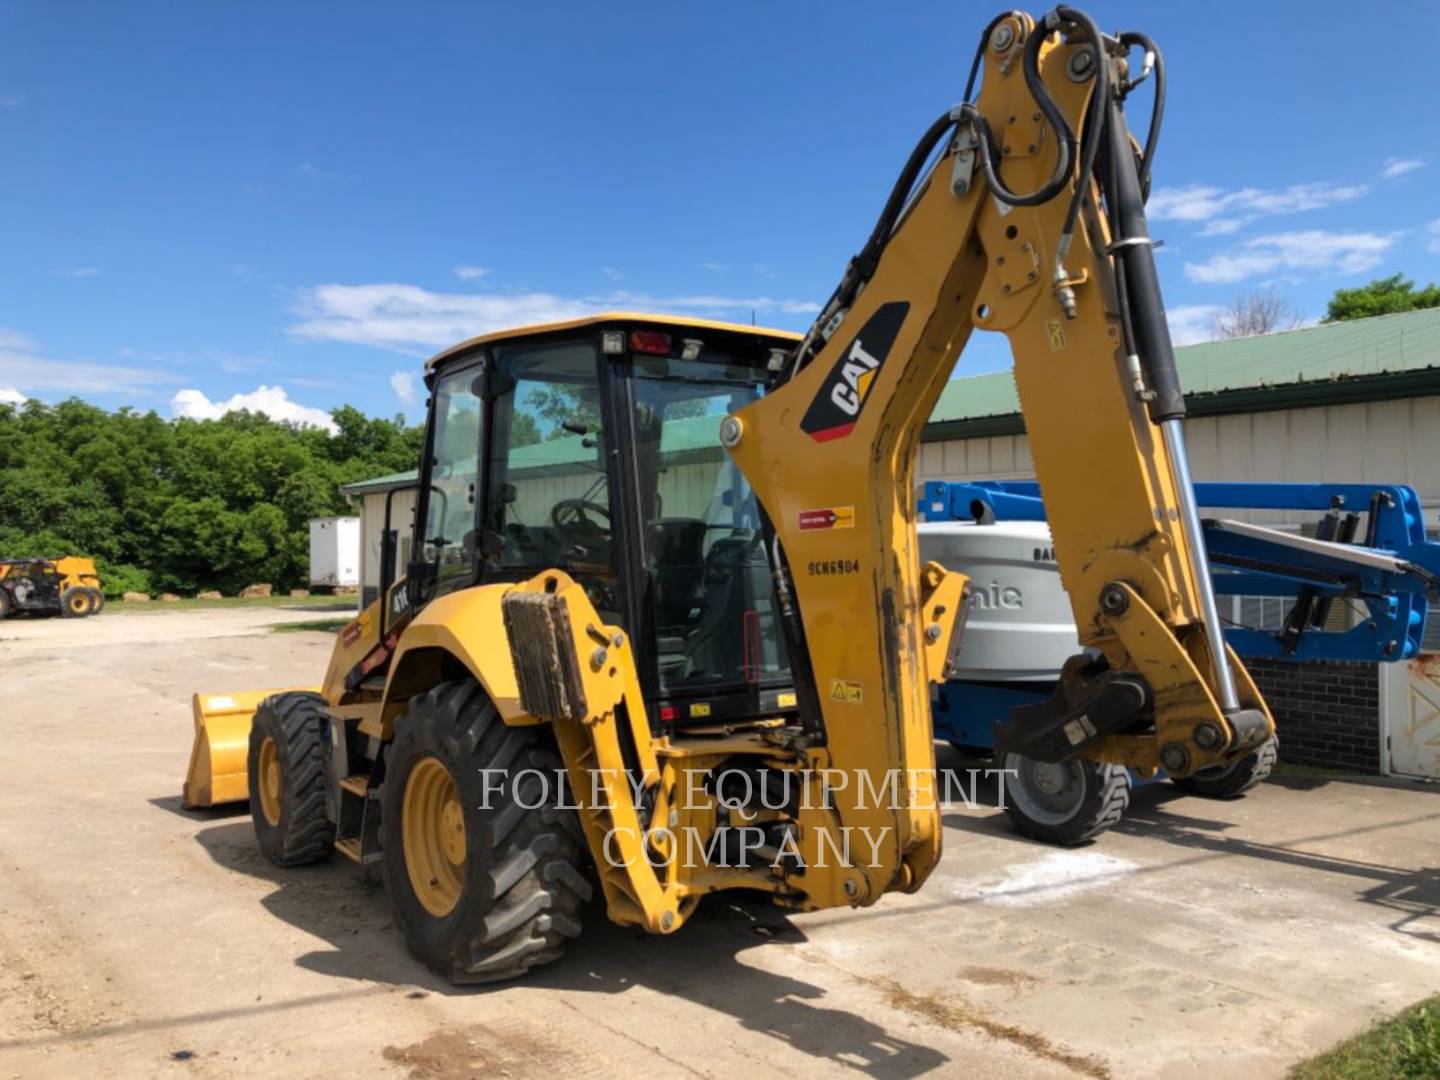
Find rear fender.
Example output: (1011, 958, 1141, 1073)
(381, 583, 528, 735)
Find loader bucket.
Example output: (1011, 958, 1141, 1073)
(182, 688, 320, 808)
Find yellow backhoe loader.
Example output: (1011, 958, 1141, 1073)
(185, 5, 1277, 982)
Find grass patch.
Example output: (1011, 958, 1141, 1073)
(109, 594, 356, 616)
(270, 617, 350, 634)
(1272, 761, 1364, 779)
(1292, 995, 1440, 1079)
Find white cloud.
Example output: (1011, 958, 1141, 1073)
(1427, 218, 1440, 255)
(0, 94, 21, 109)
(290, 283, 819, 352)
(1166, 304, 1223, 346)
(0, 328, 37, 352)
(0, 328, 176, 396)
(53, 267, 100, 278)
(700, 261, 731, 272)
(601, 266, 625, 282)
(453, 264, 490, 280)
(1148, 181, 1368, 234)
(1383, 158, 1424, 180)
(389, 370, 416, 406)
(0, 386, 25, 405)
(1183, 230, 1398, 285)
(171, 385, 337, 434)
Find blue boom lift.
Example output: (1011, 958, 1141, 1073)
(920, 480, 1440, 844)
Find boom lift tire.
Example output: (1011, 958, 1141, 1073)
(60, 587, 93, 618)
(0, 590, 9, 620)
(249, 691, 336, 866)
(85, 587, 104, 614)
(380, 679, 591, 985)
(1171, 736, 1278, 799)
(1002, 751, 1130, 846)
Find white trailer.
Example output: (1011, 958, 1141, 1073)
(308, 516, 361, 588)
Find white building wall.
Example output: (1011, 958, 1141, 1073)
(919, 396, 1440, 532)
(356, 487, 418, 606)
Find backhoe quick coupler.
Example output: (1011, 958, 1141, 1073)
(997, 654, 1150, 764)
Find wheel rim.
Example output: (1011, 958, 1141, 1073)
(257, 736, 282, 826)
(68, 593, 87, 615)
(1005, 752, 1089, 825)
(403, 756, 467, 917)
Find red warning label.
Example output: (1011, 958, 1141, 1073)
(797, 506, 855, 531)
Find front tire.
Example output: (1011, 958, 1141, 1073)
(381, 679, 591, 984)
(61, 587, 93, 618)
(249, 691, 335, 866)
(1171, 737, 1278, 798)
(1002, 751, 1130, 846)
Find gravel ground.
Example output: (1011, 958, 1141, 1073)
(2, 608, 1438, 1078)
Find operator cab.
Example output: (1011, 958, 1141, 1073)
(409, 314, 800, 731)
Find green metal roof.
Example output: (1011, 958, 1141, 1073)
(931, 307, 1440, 429)
(340, 469, 420, 496)
(343, 309, 1440, 493)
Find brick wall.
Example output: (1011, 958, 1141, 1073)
(1243, 657, 1380, 772)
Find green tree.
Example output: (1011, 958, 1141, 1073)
(1324, 274, 1440, 322)
(0, 397, 424, 596)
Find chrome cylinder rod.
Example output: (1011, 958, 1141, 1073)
(1160, 417, 1241, 713)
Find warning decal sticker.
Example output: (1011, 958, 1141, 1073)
(797, 506, 855, 531)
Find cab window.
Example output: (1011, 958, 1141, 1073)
(416, 362, 482, 601)
(480, 341, 619, 620)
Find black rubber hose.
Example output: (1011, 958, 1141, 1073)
(1118, 30, 1164, 195)
(1052, 6, 1110, 243)
(786, 110, 958, 377)
(974, 21, 1075, 207)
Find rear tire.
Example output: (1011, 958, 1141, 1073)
(249, 691, 336, 866)
(381, 679, 591, 984)
(84, 587, 104, 615)
(1002, 751, 1130, 846)
(1171, 737, 1278, 799)
(0, 589, 10, 620)
(60, 587, 93, 618)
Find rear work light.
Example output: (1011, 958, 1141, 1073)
(629, 330, 672, 355)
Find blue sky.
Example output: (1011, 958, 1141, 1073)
(2, 1, 1437, 429)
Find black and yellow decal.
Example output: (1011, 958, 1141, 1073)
(799, 301, 909, 442)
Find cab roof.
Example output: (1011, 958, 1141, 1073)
(425, 311, 803, 373)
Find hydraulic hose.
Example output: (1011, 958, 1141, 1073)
(1118, 30, 1164, 196)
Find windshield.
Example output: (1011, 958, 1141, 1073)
(631, 356, 790, 695)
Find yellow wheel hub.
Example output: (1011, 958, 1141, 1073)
(68, 593, 87, 614)
(403, 756, 467, 917)
(257, 736, 282, 827)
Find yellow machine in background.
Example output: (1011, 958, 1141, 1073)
(185, 5, 1276, 983)
(0, 555, 104, 618)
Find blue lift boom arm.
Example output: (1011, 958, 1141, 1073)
(922, 480, 1439, 664)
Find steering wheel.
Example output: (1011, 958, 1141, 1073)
(551, 499, 611, 536)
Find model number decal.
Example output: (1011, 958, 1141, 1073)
(807, 559, 859, 575)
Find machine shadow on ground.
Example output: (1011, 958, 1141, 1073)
(192, 820, 949, 1078)
(1115, 783, 1440, 943)
(932, 753, 1440, 941)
